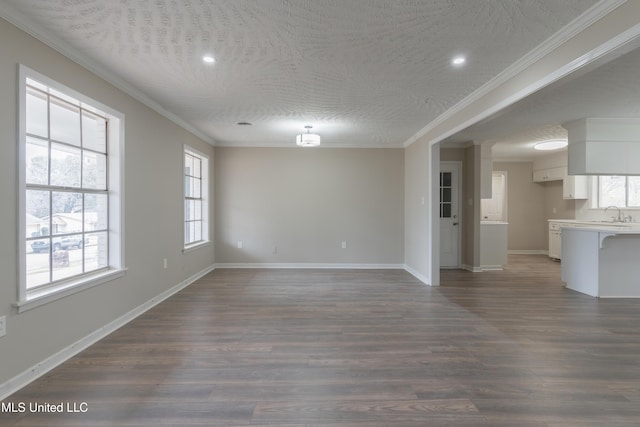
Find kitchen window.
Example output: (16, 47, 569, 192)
(184, 146, 209, 249)
(18, 66, 124, 311)
(595, 175, 640, 209)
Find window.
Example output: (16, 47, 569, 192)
(596, 176, 640, 208)
(184, 146, 209, 248)
(19, 66, 124, 310)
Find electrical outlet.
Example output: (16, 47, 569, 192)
(272, 246, 277, 254)
(163, 258, 168, 269)
(237, 241, 243, 249)
(341, 241, 347, 249)
(0, 316, 6, 338)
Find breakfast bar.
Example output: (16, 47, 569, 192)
(561, 224, 640, 297)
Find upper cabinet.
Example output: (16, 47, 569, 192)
(563, 175, 588, 199)
(532, 152, 566, 182)
(532, 151, 588, 199)
(533, 166, 565, 182)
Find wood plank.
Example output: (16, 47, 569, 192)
(4, 255, 640, 425)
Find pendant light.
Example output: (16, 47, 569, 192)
(296, 125, 321, 147)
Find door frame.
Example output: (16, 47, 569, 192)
(439, 161, 462, 269)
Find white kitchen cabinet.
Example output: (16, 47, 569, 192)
(548, 222, 562, 259)
(563, 175, 589, 199)
(533, 166, 565, 182)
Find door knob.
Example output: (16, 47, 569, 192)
(453, 222, 459, 226)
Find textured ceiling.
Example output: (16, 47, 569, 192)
(443, 41, 640, 160)
(1, 0, 600, 148)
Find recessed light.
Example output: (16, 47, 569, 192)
(202, 55, 215, 64)
(534, 140, 568, 151)
(236, 122, 252, 126)
(452, 55, 466, 66)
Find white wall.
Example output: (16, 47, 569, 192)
(404, 139, 431, 282)
(214, 147, 404, 265)
(0, 17, 215, 389)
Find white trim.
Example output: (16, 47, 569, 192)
(402, 0, 628, 148)
(0, 264, 215, 401)
(0, 3, 214, 146)
(480, 265, 504, 271)
(403, 264, 431, 286)
(182, 241, 212, 254)
(15, 269, 127, 313)
(461, 264, 483, 273)
(18, 65, 126, 306)
(215, 263, 404, 270)
(508, 250, 548, 255)
(183, 145, 210, 248)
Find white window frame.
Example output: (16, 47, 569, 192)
(590, 175, 640, 210)
(17, 65, 125, 312)
(183, 145, 209, 252)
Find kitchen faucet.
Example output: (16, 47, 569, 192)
(604, 205, 624, 222)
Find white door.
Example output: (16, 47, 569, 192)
(481, 171, 507, 221)
(440, 162, 460, 268)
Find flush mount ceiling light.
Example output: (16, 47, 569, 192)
(296, 125, 321, 147)
(202, 55, 215, 64)
(534, 139, 568, 151)
(451, 55, 466, 66)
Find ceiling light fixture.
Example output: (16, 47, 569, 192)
(452, 55, 466, 66)
(534, 140, 568, 151)
(296, 125, 321, 147)
(202, 55, 215, 64)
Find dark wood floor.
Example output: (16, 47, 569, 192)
(3, 255, 640, 426)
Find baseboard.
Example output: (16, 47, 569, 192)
(403, 265, 430, 285)
(0, 264, 216, 401)
(215, 262, 404, 270)
(508, 250, 548, 255)
(480, 265, 504, 271)
(461, 264, 483, 273)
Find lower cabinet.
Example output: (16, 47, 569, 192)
(548, 222, 563, 260)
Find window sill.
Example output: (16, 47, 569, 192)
(183, 241, 211, 254)
(15, 268, 127, 313)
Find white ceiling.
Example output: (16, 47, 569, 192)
(442, 39, 640, 160)
(0, 0, 602, 148)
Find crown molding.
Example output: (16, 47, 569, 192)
(403, 0, 628, 148)
(0, 3, 215, 146)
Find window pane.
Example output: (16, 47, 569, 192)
(442, 203, 451, 218)
(85, 193, 108, 231)
(52, 191, 83, 235)
(82, 111, 107, 152)
(184, 153, 193, 176)
(193, 200, 202, 221)
(191, 177, 201, 198)
(26, 88, 48, 138)
(85, 231, 108, 273)
(441, 188, 452, 204)
(184, 221, 190, 244)
(50, 143, 81, 187)
(52, 236, 77, 282)
(26, 190, 50, 237)
(50, 98, 81, 146)
(193, 157, 201, 178)
(442, 172, 452, 187)
(26, 239, 50, 289)
(26, 137, 49, 185)
(83, 151, 107, 190)
(193, 221, 202, 242)
(628, 177, 640, 207)
(599, 176, 625, 208)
